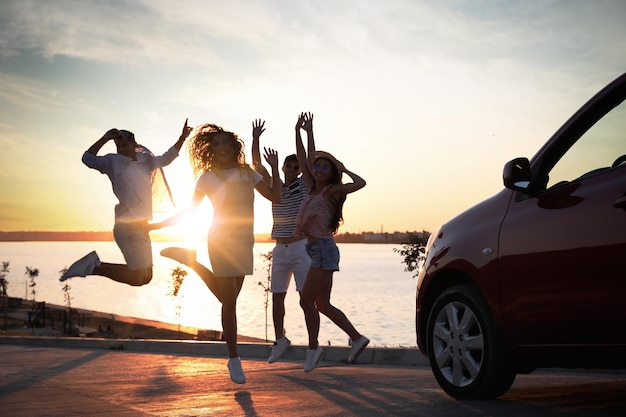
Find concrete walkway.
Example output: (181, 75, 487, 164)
(0, 336, 429, 417)
(2, 337, 626, 416)
(0, 335, 427, 367)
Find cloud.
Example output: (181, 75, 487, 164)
(2, 1, 624, 83)
(0, 0, 625, 233)
(0, 72, 79, 114)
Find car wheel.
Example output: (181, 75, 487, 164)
(426, 284, 516, 400)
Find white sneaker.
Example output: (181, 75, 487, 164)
(347, 336, 370, 363)
(268, 337, 291, 363)
(227, 357, 246, 384)
(60, 251, 100, 282)
(160, 247, 197, 265)
(304, 347, 324, 373)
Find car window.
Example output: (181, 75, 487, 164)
(547, 99, 626, 189)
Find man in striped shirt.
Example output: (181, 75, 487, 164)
(252, 119, 311, 363)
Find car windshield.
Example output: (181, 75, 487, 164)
(546, 98, 626, 189)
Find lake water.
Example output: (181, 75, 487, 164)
(0, 241, 417, 348)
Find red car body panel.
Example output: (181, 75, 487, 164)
(416, 72, 626, 369)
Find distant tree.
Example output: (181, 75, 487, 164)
(393, 231, 430, 278)
(257, 251, 272, 342)
(168, 266, 188, 338)
(60, 267, 72, 309)
(25, 266, 39, 302)
(0, 261, 9, 305)
(59, 267, 77, 336)
(1, 261, 9, 330)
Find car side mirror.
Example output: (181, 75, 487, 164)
(503, 157, 532, 192)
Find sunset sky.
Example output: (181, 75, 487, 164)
(1, 1, 625, 237)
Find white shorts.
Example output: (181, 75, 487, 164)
(113, 222, 152, 271)
(270, 238, 311, 293)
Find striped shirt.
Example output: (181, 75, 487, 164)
(271, 176, 308, 239)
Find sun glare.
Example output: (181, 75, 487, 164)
(150, 197, 274, 243)
(152, 203, 212, 243)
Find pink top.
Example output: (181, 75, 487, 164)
(295, 186, 334, 240)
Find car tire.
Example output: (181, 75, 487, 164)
(426, 284, 516, 400)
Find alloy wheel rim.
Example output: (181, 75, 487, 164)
(432, 301, 485, 387)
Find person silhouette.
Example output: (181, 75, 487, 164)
(60, 120, 191, 286)
(251, 118, 311, 363)
(151, 122, 280, 384)
(293, 112, 369, 373)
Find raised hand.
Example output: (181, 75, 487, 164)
(180, 118, 193, 141)
(295, 112, 306, 130)
(104, 128, 120, 140)
(302, 112, 314, 132)
(263, 147, 279, 168)
(252, 119, 266, 139)
(335, 159, 346, 173)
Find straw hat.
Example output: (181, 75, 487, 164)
(314, 150, 342, 171)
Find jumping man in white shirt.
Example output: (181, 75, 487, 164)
(60, 120, 191, 286)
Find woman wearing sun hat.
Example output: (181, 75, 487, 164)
(293, 112, 369, 373)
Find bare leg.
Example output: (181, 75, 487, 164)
(179, 260, 222, 303)
(92, 263, 153, 286)
(300, 267, 361, 349)
(315, 275, 362, 341)
(160, 248, 222, 302)
(272, 292, 287, 340)
(215, 276, 244, 358)
(300, 267, 324, 349)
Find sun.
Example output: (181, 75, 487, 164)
(150, 193, 275, 242)
(151, 201, 213, 243)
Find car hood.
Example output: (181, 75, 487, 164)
(420, 188, 513, 288)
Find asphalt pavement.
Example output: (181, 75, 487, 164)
(1, 336, 625, 417)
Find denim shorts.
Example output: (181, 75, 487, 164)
(305, 238, 340, 271)
(113, 222, 152, 270)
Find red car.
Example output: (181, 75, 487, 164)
(416, 72, 626, 400)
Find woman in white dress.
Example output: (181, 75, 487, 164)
(152, 122, 280, 384)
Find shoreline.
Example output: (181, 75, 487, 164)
(0, 230, 423, 244)
(1, 297, 266, 343)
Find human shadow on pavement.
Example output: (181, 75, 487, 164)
(134, 364, 184, 397)
(279, 369, 626, 417)
(279, 371, 418, 415)
(235, 391, 259, 417)
(0, 349, 107, 396)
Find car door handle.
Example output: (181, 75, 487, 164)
(613, 195, 626, 209)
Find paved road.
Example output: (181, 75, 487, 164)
(1, 344, 625, 416)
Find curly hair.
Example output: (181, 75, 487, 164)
(313, 156, 346, 233)
(186, 123, 247, 177)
